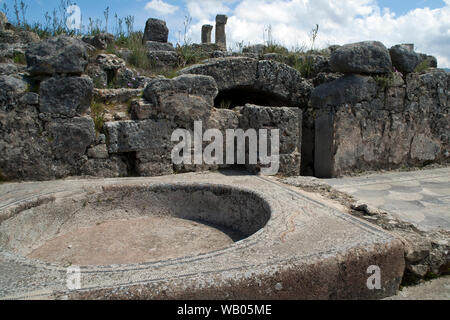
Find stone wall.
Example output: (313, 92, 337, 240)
(0, 28, 449, 181)
(312, 43, 449, 178)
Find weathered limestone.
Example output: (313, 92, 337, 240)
(136, 150, 174, 176)
(311, 75, 377, 108)
(93, 88, 142, 105)
(87, 53, 149, 89)
(26, 35, 88, 76)
(215, 15, 228, 50)
(95, 53, 126, 71)
(330, 41, 392, 74)
(87, 144, 109, 159)
(80, 156, 128, 178)
(184, 43, 224, 59)
(0, 63, 18, 76)
(201, 25, 213, 44)
(47, 117, 95, 163)
(144, 74, 218, 128)
(238, 104, 302, 175)
(142, 18, 169, 44)
(82, 33, 114, 50)
(0, 75, 27, 109)
(257, 60, 313, 107)
(39, 76, 93, 117)
(389, 44, 421, 74)
(139, 19, 176, 71)
(144, 41, 175, 52)
(20, 92, 39, 106)
(129, 99, 155, 120)
(179, 57, 313, 107)
(147, 50, 179, 70)
(1, 28, 448, 183)
(0, 100, 53, 181)
(312, 70, 449, 178)
(180, 57, 259, 91)
(104, 119, 174, 154)
(0, 21, 40, 64)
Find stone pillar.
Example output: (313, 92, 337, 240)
(142, 18, 169, 44)
(401, 43, 414, 51)
(201, 25, 213, 44)
(215, 15, 228, 50)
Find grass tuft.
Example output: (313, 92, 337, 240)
(415, 59, 432, 73)
(374, 73, 395, 91)
(91, 102, 106, 134)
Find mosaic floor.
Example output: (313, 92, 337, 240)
(327, 167, 450, 231)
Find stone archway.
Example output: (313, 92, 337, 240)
(179, 57, 314, 176)
(178, 57, 312, 108)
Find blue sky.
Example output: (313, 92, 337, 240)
(1, 0, 449, 66)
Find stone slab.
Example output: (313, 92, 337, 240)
(326, 167, 450, 231)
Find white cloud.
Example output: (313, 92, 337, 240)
(185, 0, 450, 67)
(185, 0, 237, 21)
(145, 0, 179, 15)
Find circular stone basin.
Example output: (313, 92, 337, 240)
(0, 184, 271, 266)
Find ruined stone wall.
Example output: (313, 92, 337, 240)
(0, 23, 449, 181)
(0, 34, 303, 181)
(312, 43, 449, 178)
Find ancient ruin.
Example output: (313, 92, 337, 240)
(215, 14, 228, 49)
(201, 25, 213, 44)
(0, 10, 448, 300)
(142, 18, 169, 43)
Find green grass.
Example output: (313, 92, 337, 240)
(126, 33, 152, 70)
(374, 73, 395, 91)
(263, 44, 289, 55)
(157, 68, 179, 79)
(266, 51, 316, 79)
(4, 1, 327, 81)
(241, 40, 318, 79)
(415, 59, 432, 73)
(293, 55, 315, 78)
(176, 44, 209, 67)
(91, 102, 106, 134)
(13, 52, 26, 65)
(107, 32, 152, 70)
(424, 272, 440, 281)
(26, 82, 40, 93)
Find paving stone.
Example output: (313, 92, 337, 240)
(327, 167, 450, 231)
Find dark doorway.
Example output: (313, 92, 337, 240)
(214, 87, 317, 177)
(214, 88, 293, 109)
(300, 109, 316, 176)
